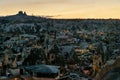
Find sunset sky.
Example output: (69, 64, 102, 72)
(0, 0, 120, 19)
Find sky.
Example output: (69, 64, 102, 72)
(0, 0, 120, 19)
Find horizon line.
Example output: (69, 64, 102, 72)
(0, 12, 120, 20)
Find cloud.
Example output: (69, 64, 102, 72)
(43, 15, 61, 18)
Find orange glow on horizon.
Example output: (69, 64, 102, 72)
(0, 0, 120, 19)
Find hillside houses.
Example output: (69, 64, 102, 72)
(0, 12, 120, 80)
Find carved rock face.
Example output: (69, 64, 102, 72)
(17, 11, 27, 16)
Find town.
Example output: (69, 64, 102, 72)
(0, 11, 120, 80)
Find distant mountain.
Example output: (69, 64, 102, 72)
(0, 11, 120, 33)
(0, 11, 48, 24)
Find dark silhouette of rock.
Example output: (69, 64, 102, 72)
(17, 11, 27, 16)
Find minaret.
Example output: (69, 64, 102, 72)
(44, 32, 48, 57)
(53, 21, 57, 43)
(44, 22, 49, 58)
